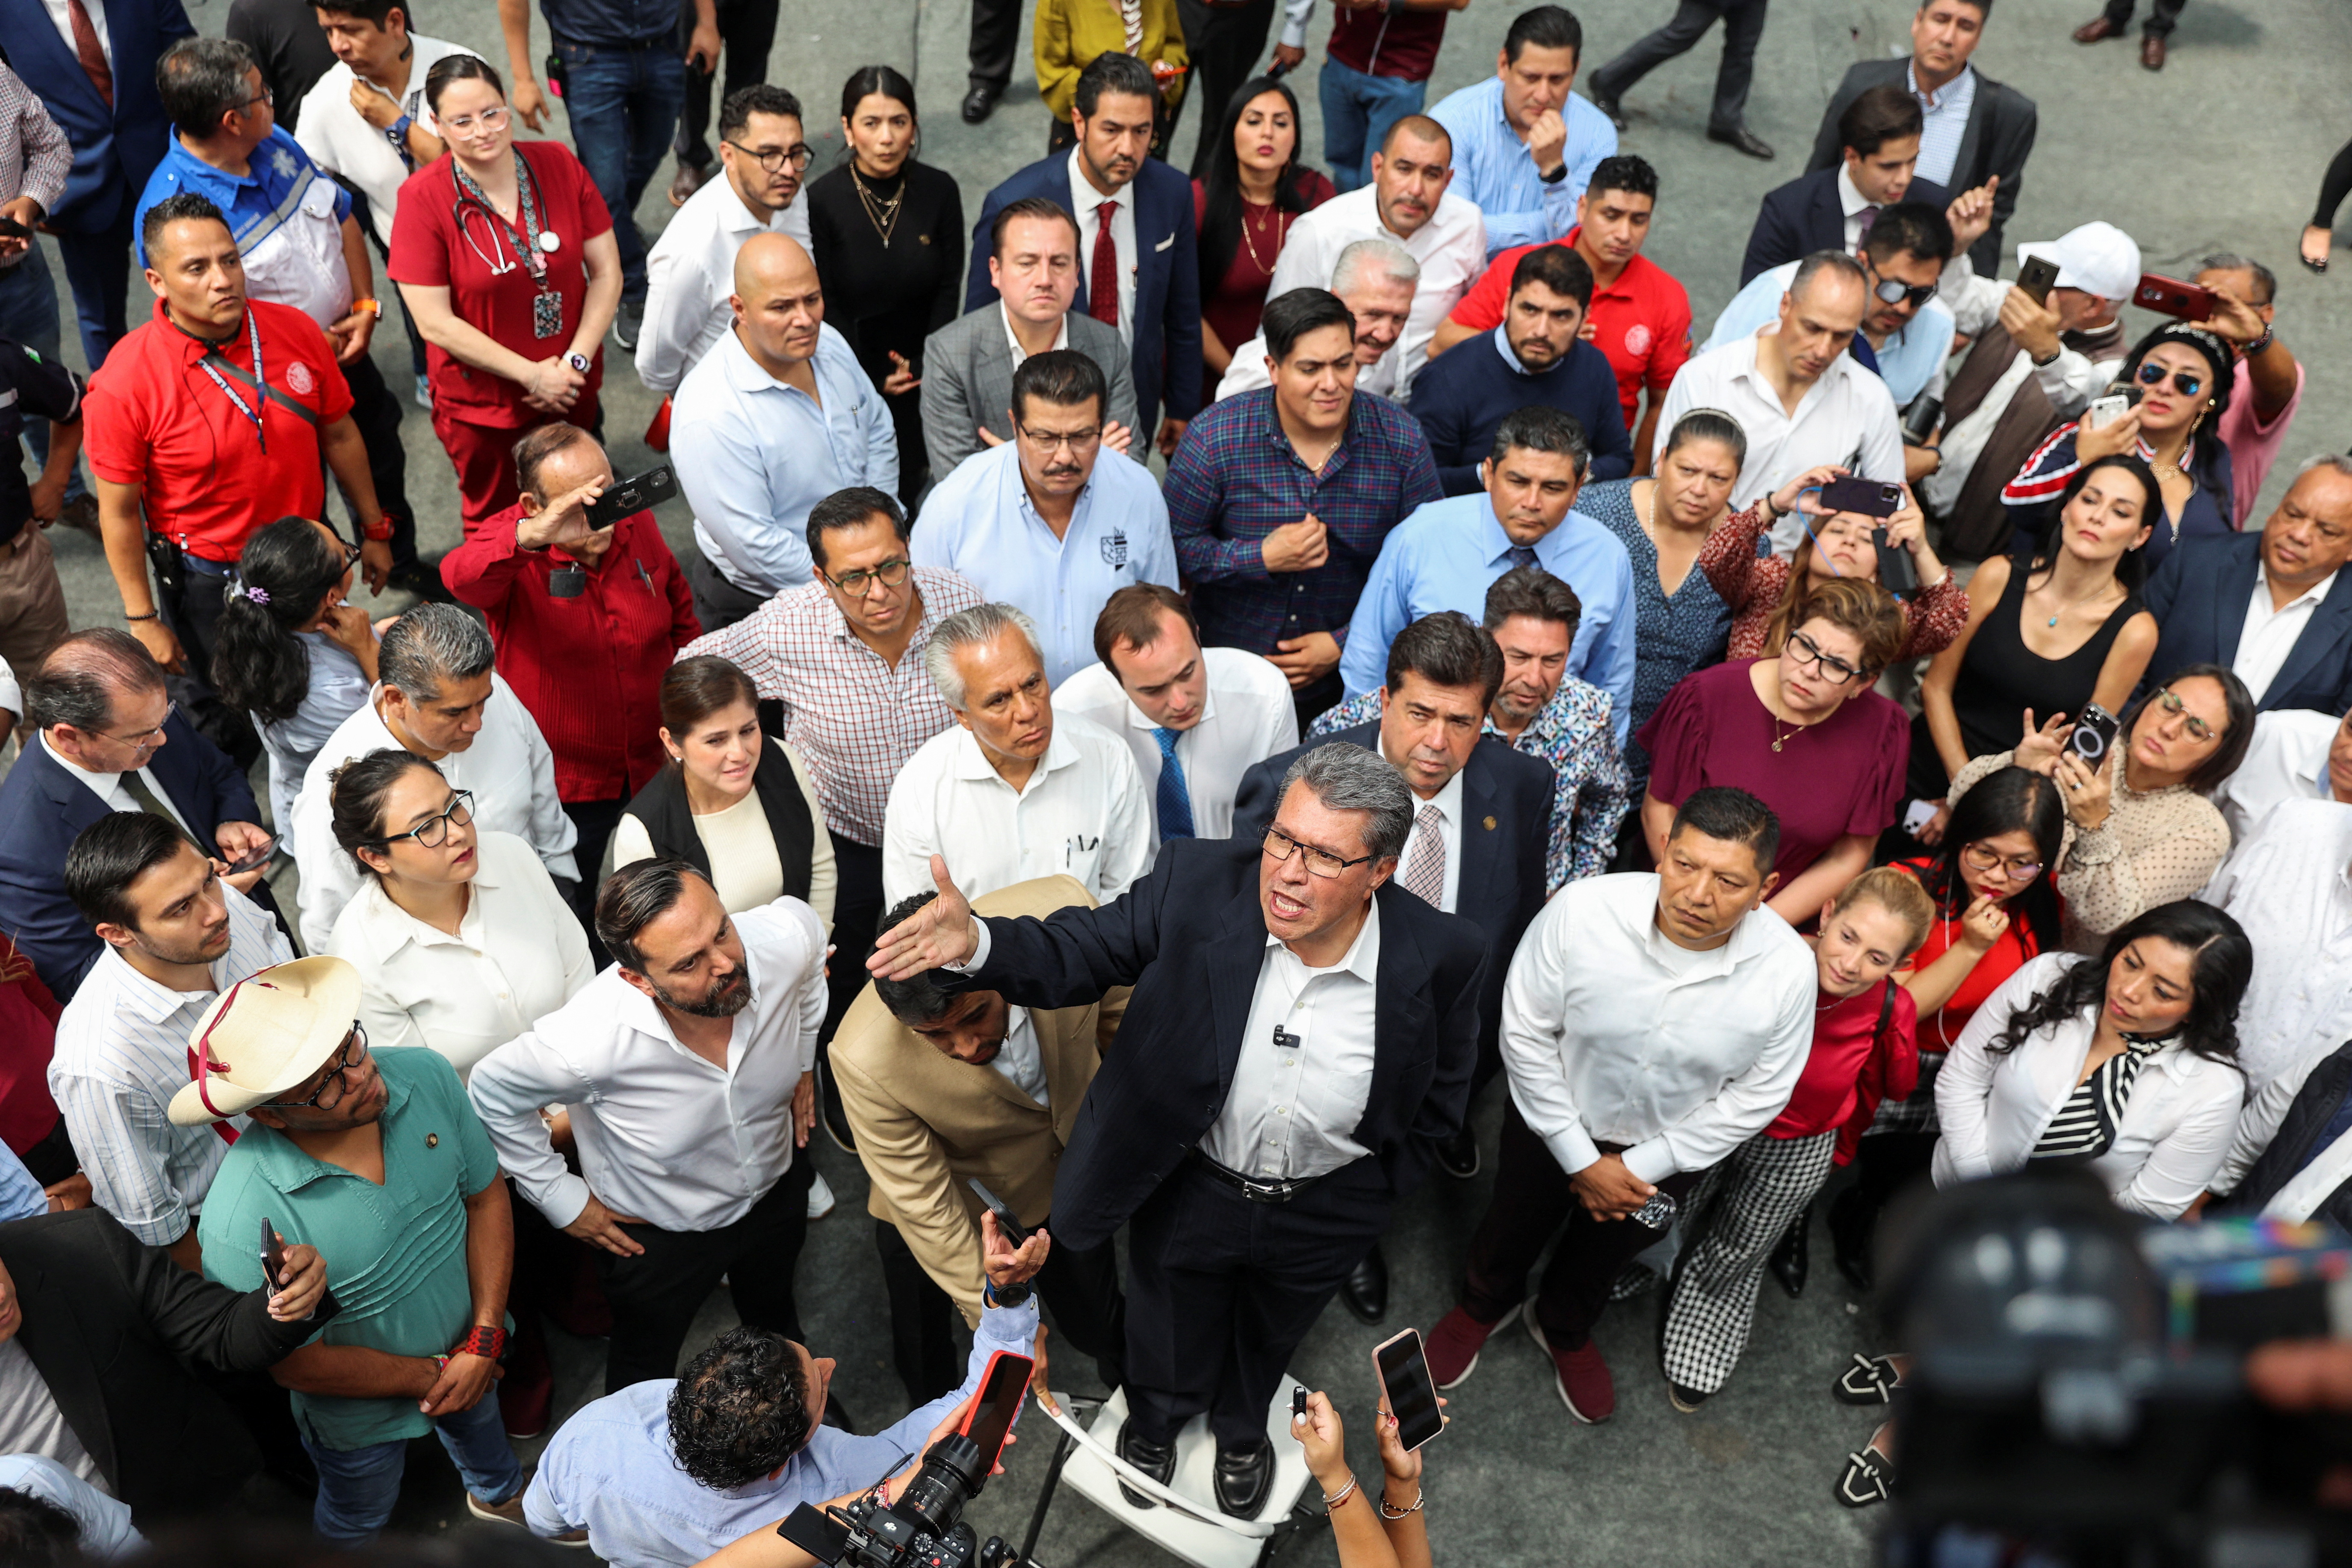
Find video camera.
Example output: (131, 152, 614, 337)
(780, 1432, 1020, 1568)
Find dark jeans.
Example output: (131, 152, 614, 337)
(0, 246, 87, 502)
(555, 35, 688, 302)
(875, 1216, 1128, 1405)
(2101, 0, 2186, 32)
(1589, 0, 1770, 133)
(1172, 0, 1277, 175)
(823, 834, 885, 1042)
(674, 0, 780, 170)
(54, 206, 135, 372)
(337, 348, 417, 570)
(687, 548, 768, 634)
(596, 1155, 816, 1392)
(305, 1394, 519, 1544)
(1460, 1101, 1706, 1349)
(969, 0, 1024, 89)
(158, 555, 261, 766)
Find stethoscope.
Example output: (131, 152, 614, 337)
(451, 190, 561, 278)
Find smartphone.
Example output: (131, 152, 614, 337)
(1291, 1386, 1309, 1420)
(2069, 703, 2122, 765)
(2015, 254, 2062, 305)
(0, 214, 31, 241)
(1900, 394, 1942, 448)
(1903, 798, 1941, 836)
(582, 464, 678, 531)
(1372, 1330, 1446, 1452)
(1820, 475, 1903, 518)
(954, 1349, 1036, 1480)
(223, 835, 280, 876)
(967, 1178, 1032, 1247)
(260, 1217, 287, 1292)
(1873, 527, 1919, 596)
(2081, 393, 2132, 431)
(2133, 272, 2216, 322)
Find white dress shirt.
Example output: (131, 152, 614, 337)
(2235, 568, 2340, 703)
(635, 169, 813, 394)
(1067, 146, 1135, 344)
(47, 883, 290, 1247)
(881, 714, 1153, 906)
(1203, 903, 1380, 1180)
(2209, 708, 2343, 844)
(1932, 953, 2246, 1220)
(38, 0, 108, 64)
(2200, 800, 2352, 1093)
(1399, 768, 1464, 914)
(990, 1006, 1050, 1107)
(1054, 647, 1299, 841)
(1908, 62, 1977, 189)
(40, 733, 198, 836)
(0, 656, 18, 722)
(1652, 328, 1906, 541)
(1499, 872, 1815, 1184)
(1001, 300, 1070, 365)
(1835, 165, 1880, 253)
(1261, 184, 1486, 401)
(292, 37, 476, 247)
(467, 898, 828, 1233)
(325, 831, 594, 1079)
(290, 679, 581, 952)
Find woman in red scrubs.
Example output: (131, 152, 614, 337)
(389, 55, 621, 532)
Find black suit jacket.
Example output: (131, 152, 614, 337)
(2142, 532, 2352, 715)
(1806, 58, 2039, 273)
(964, 837, 1486, 1251)
(0, 711, 260, 1000)
(0, 1209, 335, 1521)
(1739, 166, 1950, 287)
(1229, 725, 1552, 1072)
(2217, 1040, 2352, 1232)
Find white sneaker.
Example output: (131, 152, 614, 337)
(807, 1170, 836, 1220)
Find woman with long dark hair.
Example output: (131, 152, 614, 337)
(805, 67, 965, 507)
(211, 517, 380, 833)
(1934, 899, 2252, 1220)
(1192, 76, 1334, 382)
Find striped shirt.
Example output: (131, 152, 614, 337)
(1908, 63, 1976, 190)
(0, 61, 71, 235)
(2030, 1036, 2164, 1160)
(47, 883, 293, 1246)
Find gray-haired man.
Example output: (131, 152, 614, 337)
(868, 741, 1486, 1519)
(878, 602, 1151, 907)
(290, 603, 578, 949)
(1215, 236, 1422, 401)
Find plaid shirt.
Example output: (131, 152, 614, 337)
(1312, 676, 1627, 892)
(0, 61, 70, 230)
(682, 567, 984, 846)
(1164, 388, 1443, 657)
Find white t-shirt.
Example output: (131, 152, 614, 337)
(294, 37, 477, 247)
(0, 1339, 103, 1488)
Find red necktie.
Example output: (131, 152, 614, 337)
(1088, 201, 1120, 330)
(68, 0, 114, 109)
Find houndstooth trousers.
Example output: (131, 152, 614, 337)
(1661, 1129, 1839, 1394)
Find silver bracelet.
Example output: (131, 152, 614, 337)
(1321, 1473, 1359, 1512)
(1378, 1489, 1425, 1519)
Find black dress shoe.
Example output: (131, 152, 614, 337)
(1214, 1440, 1274, 1518)
(1768, 1204, 1811, 1299)
(1340, 1244, 1389, 1324)
(1434, 1126, 1480, 1178)
(961, 82, 1002, 124)
(1706, 124, 1776, 160)
(1590, 88, 1626, 131)
(1116, 1420, 1176, 1509)
(386, 561, 455, 604)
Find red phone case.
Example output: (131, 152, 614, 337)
(2133, 273, 2214, 322)
(956, 1349, 1035, 1469)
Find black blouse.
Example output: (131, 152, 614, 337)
(805, 159, 966, 399)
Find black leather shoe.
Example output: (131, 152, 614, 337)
(1590, 87, 1626, 131)
(961, 82, 1002, 124)
(1768, 1204, 1811, 1299)
(1214, 1440, 1274, 1518)
(386, 560, 455, 604)
(1340, 1244, 1389, 1324)
(1434, 1126, 1480, 1178)
(1116, 1420, 1176, 1509)
(1706, 124, 1776, 160)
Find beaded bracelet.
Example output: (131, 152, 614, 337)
(1379, 1490, 1425, 1519)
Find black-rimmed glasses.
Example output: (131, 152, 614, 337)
(821, 558, 912, 596)
(1262, 825, 1378, 880)
(365, 790, 475, 850)
(1785, 629, 1865, 687)
(724, 139, 815, 173)
(267, 1025, 368, 1112)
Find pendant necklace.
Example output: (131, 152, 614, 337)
(851, 165, 904, 249)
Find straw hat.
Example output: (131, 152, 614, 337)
(169, 957, 364, 1126)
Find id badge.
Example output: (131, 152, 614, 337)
(532, 289, 562, 340)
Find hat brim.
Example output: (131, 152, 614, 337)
(167, 960, 365, 1126)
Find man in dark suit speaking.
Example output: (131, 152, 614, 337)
(870, 743, 1483, 1520)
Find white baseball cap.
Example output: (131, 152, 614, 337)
(2015, 222, 2142, 306)
(171, 957, 364, 1126)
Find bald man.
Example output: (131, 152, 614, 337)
(671, 233, 903, 631)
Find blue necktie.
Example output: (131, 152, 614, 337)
(1153, 727, 1195, 841)
(1505, 544, 1539, 571)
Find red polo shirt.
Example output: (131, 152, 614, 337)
(440, 499, 700, 802)
(83, 298, 354, 564)
(1447, 232, 1694, 427)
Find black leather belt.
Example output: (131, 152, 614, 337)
(1187, 1148, 1331, 1204)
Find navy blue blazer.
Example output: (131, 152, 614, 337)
(0, 712, 260, 1000)
(960, 836, 1486, 1251)
(1229, 726, 1553, 1075)
(2143, 532, 2352, 716)
(1738, 167, 1950, 287)
(0, 0, 194, 233)
(963, 154, 1203, 435)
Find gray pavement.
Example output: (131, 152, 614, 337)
(17, 0, 2352, 1561)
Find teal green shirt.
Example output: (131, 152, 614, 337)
(199, 1048, 500, 1451)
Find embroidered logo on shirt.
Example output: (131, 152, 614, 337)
(1622, 324, 1653, 357)
(287, 361, 315, 396)
(1100, 530, 1129, 568)
(271, 146, 300, 180)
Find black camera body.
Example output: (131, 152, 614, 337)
(780, 1434, 1021, 1568)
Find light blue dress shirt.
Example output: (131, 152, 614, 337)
(912, 441, 1177, 686)
(256, 632, 372, 833)
(1339, 492, 1637, 743)
(673, 322, 900, 597)
(1704, 259, 1957, 406)
(524, 1299, 1040, 1567)
(0, 1141, 44, 1223)
(1909, 62, 1976, 189)
(0, 1456, 142, 1559)
(1427, 76, 1617, 256)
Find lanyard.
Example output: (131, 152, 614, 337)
(452, 151, 550, 286)
(186, 310, 271, 455)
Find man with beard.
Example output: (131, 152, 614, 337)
(468, 860, 830, 1394)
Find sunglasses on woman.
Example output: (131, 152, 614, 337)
(2134, 361, 2203, 399)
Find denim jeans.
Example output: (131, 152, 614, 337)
(1318, 56, 1429, 192)
(0, 245, 88, 502)
(555, 36, 687, 302)
(304, 1392, 523, 1544)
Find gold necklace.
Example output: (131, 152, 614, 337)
(1237, 196, 1288, 273)
(1771, 713, 1803, 753)
(850, 165, 904, 249)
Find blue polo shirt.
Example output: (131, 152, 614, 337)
(1703, 259, 1953, 407)
(1339, 491, 1638, 743)
(133, 127, 351, 269)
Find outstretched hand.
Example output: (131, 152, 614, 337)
(866, 856, 977, 978)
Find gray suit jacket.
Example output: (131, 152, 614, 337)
(1805, 57, 2038, 272)
(919, 304, 1142, 477)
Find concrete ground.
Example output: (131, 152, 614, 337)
(16, 0, 2352, 1560)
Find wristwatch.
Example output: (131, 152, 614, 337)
(565, 351, 592, 374)
(984, 1278, 1034, 1309)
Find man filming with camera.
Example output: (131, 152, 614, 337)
(526, 1212, 1049, 1566)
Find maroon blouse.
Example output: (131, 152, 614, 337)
(1193, 170, 1338, 357)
